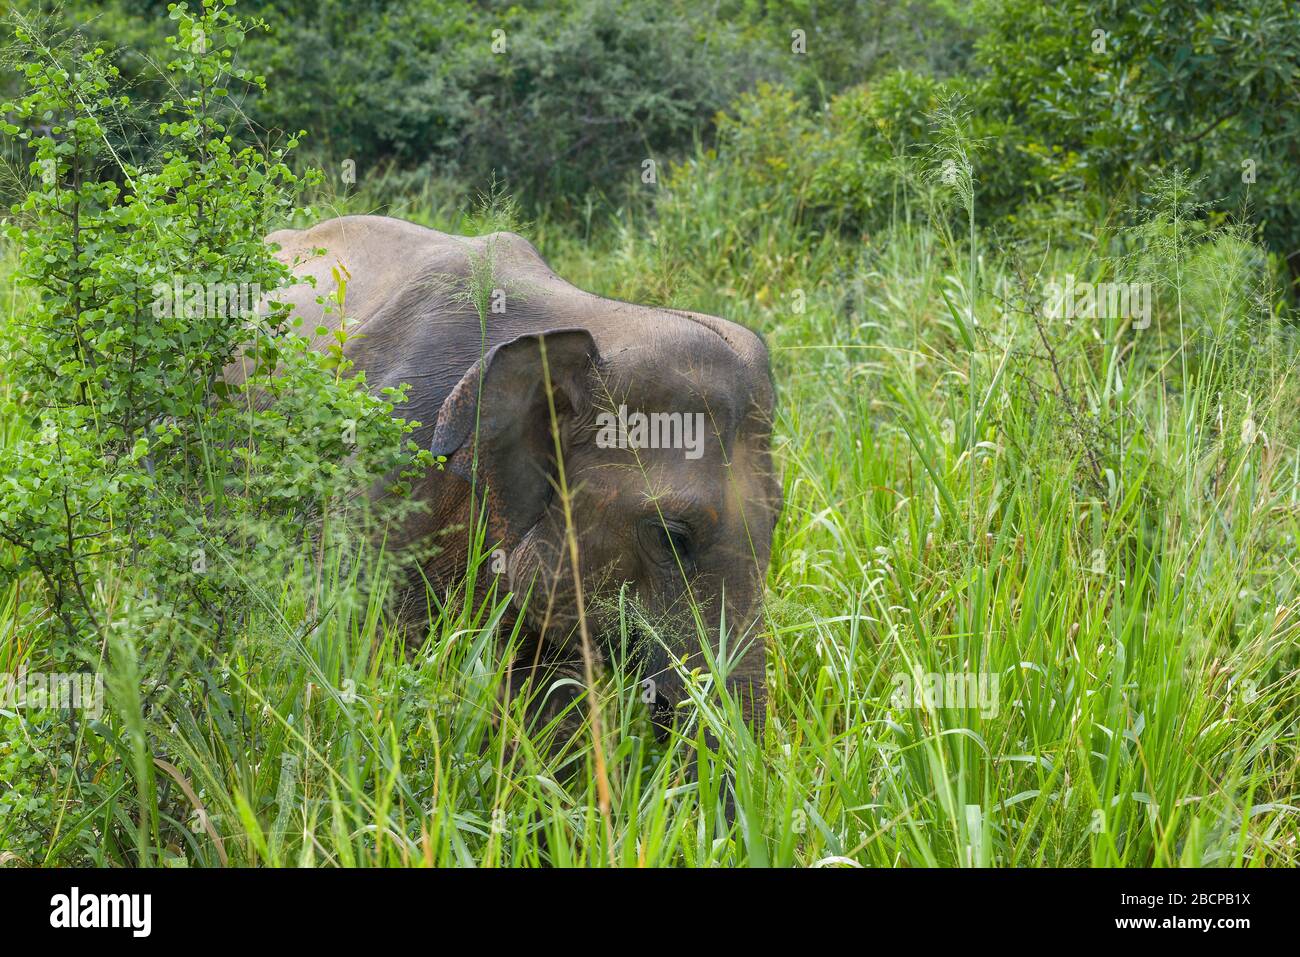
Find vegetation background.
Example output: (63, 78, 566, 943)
(0, 0, 1297, 866)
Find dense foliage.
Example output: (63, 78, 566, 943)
(2, 0, 977, 208)
(973, 0, 1300, 284)
(0, 1, 427, 862)
(0, 0, 1296, 867)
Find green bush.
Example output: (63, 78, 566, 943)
(12, 0, 991, 217)
(973, 0, 1300, 286)
(652, 70, 1042, 279)
(449, 0, 771, 208)
(0, 0, 428, 862)
(722, 0, 979, 100)
(27, 0, 776, 212)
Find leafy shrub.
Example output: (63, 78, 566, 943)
(0, 0, 434, 863)
(726, 0, 979, 100)
(13, 0, 992, 218)
(804, 71, 952, 232)
(244, 0, 478, 168)
(0, 0, 427, 714)
(449, 0, 770, 208)
(973, 0, 1300, 287)
(652, 70, 1042, 283)
(27, 0, 776, 212)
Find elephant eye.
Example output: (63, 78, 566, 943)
(642, 518, 694, 570)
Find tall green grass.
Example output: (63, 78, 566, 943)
(2, 159, 1297, 866)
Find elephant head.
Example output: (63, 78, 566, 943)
(429, 315, 781, 734)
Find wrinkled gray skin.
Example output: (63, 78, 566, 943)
(233, 215, 781, 748)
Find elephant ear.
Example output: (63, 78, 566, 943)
(430, 328, 599, 543)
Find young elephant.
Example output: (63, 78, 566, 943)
(251, 215, 782, 750)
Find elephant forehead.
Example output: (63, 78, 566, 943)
(587, 444, 763, 517)
(630, 439, 777, 521)
(594, 353, 749, 423)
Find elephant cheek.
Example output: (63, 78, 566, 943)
(507, 531, 577, 635)
(505, 533, 546, 614)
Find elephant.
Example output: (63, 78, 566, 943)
(238, 214, 782, 755)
